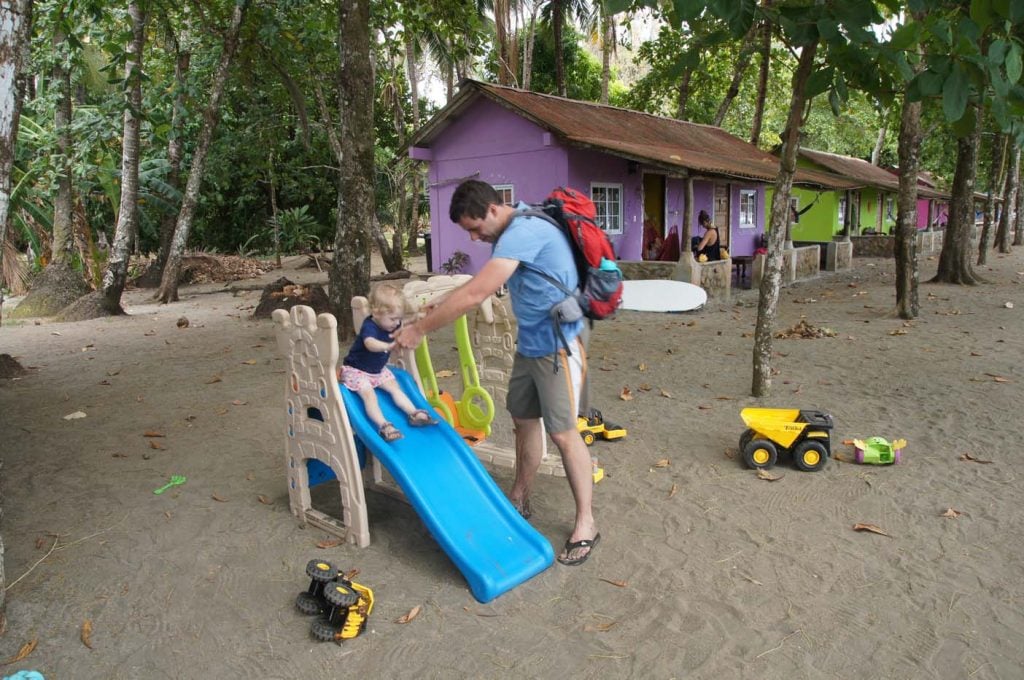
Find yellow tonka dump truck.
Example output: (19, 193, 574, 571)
(577, 408, 627, 447)
(739, 408, 834, 472)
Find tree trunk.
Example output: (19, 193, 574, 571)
(157, 43, 190, 270)
(600, 11, 613, 105)
(553, 1, 565, 97)
(995, 146, 1020, 252)
(0, 0, 32, 327)
(522, 1, 539, 91)
(98, 2, 146, 313)
(870, 112, 888, 165)
(50, 17, 74, 266)
(751, 39, 818, 398)
(494, 0, 512, 85)
(749, 16, 771, 146)
(405, 34, 421, 255)
(676, 67, 693, 121)
(894, 92, 921, 320)
(978, 131, 1004, 265)
(712, 26, 758, 127)
(932, 109, 982, 284)
(327, 0, 375, 340)
(1015, 157, 1024, 247)
(156, 1, 248, 303)
(1003, 146, 1019, 249)
(0, 0, 31, 618)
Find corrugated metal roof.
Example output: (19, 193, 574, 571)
(797, 148, 947, 197)
(409, 80, 858, 190)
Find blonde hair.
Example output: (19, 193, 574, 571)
(369, 283, 407, 315)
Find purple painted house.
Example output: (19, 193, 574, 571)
(408, 80, 845, 274)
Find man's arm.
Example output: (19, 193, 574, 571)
(393, 257, 519, 349)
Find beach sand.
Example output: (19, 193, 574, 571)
(2, 250, 1023, 679)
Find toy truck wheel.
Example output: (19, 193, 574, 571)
(794, 440, 829, 472)
(742, 439, 778, 469)
(739, 428, 756, 451)
(311, 617, 344, 642)
(581, 430, 596, 446)
(296, 591, 323, 616)
(306, 559, 338, 583)
(324, 582, 360, 608)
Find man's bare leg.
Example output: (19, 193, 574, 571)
(549, 427, 598, 563)
(509, 417, 545, 516)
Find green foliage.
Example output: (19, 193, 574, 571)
(243, 205, 323, 256)
(502, 25, 604, 101)
(440, 250, 470, 274)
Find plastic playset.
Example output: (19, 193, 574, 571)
(272, 276, 614, 603)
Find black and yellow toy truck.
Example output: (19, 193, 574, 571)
(739, 407, 834, 472)
(296, 559, 374, 642)
(577, 408, 627, 447)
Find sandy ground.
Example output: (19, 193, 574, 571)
(2, 249, 1024, 679)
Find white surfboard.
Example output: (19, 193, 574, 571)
(620, 279, 707, 312)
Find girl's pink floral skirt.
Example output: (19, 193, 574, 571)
(340, 365, 394, 392)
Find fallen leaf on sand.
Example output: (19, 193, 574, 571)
(584, 621, 617, 632)
(81, 620, 94, 648)
(638, 363, 647, 372)
(668, 483, 678, 498)
(241, 359, 257, 365)
(970, 351, 982, 357)
(698, 404, 712, 410)
(395, 605, 421, 624)
(344, 568, 360, 580)
(231, 399, 247, 406)
(941, 508, 962, 519)
(149, 440, 164, 450)
(63, 411, 87, 420)
(143, 430, 165, 438)
(4, 637, 38, 664)
(659, 389, 672, 398)
(211, 493, 228, 502)
(257, 495, 272, 505)
(599, 578, 628, 588)
(889, 329, 908, 336)
(316, 538, 342, 549)
(756, 469, 784, 481)
(853, 523, 891, 537)
(177, 317, 190, 328)
(637, 383, 652, 391)
(959, 453, 994, 464)
(653, 459, 670, 468)
(206, 375, 223, 384)
(619, 387, 633, 401)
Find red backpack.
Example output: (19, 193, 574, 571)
(519, 187, 624, 321)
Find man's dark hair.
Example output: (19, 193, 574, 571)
(449, 180, 499, 222)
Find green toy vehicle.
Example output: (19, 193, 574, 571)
(739, 407, 834, 472)
(853, 437, 906, 465)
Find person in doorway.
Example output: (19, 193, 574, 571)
(393, 179, 600, 567)
(694, 209, 722, 261)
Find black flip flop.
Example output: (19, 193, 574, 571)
(557, 532, 601, 566)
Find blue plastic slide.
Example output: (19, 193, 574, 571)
(339, 367, 554, 603)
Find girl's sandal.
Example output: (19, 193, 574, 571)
(378, 422, 403, 442)
(408, 409, 438, 426)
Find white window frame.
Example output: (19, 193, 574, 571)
(739, 189, 757, 229)
(492, 184, 515, 205)
(590, 182, 623, 234)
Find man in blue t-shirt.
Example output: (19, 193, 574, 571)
(394, 180, 599, 567)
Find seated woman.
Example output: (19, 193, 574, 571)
(694, 210, 722, 261)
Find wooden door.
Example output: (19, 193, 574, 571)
(714, 183, 730, 248)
